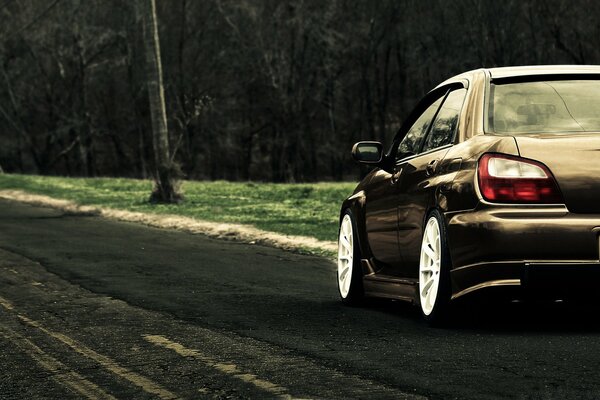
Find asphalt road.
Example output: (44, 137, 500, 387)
(1, 199, 600, 399)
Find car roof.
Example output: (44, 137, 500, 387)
(435, 65, 600, 90)
(487, 65, 600, 79)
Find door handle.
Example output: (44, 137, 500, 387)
(391, 168, 403, 184)
(426, 159, 439, 176)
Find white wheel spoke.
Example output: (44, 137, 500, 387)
(421, 275, 434, 296)
(339, 266, 350, 282)
(343, 220, 351, 236)
(341, 235, 352, 252)
(422, 243, 436, 261)
(425, 286, 435, 308)
(420, 265, 435, 273)
(427, 222, 436, 244)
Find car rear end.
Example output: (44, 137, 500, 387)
(447, 69, 600, 301)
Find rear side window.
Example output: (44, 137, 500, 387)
(489, 79, 600, 134)
(422, 88, 467, 152)
(397, 97, 444, 158)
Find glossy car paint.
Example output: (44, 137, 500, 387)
(341, 65, 600, 303)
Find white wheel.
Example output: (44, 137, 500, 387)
(337, 211, 363, 304)
(419, 216, 442, 316)
(338, 214, 354, 298)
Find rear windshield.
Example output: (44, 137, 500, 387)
(488, 79, 600, 134)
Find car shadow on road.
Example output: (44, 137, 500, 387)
(358, 294, 600, 333)
(446, 286, 600, 333)
(451, 298, 600, 333)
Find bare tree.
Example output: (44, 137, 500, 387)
(140, 0, 182, 203)
(1, 0, 599, 182)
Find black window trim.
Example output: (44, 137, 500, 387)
(395, 143, 454, 167)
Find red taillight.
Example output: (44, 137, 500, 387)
(477, 154, 563, 204)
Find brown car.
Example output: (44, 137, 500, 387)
(337, 65, 600, 324)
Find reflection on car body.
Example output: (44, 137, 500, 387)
(336, 65, 600, 324)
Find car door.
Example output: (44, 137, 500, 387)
(394, 87, 468, 279)
(365, 92, 446, 275)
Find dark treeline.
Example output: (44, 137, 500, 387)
(0, 0, 598, 182)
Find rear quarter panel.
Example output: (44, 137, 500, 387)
(440, 135, 521, 269)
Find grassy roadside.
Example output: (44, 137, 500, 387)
(0, 174, 356, 243)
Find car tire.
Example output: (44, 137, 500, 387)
(418, 209, 452, 326)
(337, 210, 364, 305)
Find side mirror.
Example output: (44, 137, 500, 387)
(351, 141, 383, 164)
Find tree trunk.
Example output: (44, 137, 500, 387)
(140, 0, 182, 203)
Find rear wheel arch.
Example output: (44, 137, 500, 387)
(422, 205, 454, 265)
(422, 202, 447, 233)
(340, 194, 372, 261)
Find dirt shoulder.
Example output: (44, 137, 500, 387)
(0, 189, 337, 256)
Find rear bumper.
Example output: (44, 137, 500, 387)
(446, 205, 600, 299)
(451, 261, 600, 299)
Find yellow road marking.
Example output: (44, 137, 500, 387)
(18, 315, 181, 400)
(0, 325, 117, 400)
(0, 296, 180, 400)
(0, 296, 14, 310)
(144, 334, 294, 399)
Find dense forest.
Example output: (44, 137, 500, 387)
(0, 0, 598, 182)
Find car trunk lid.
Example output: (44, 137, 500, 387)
(514, 134, 600, 213)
